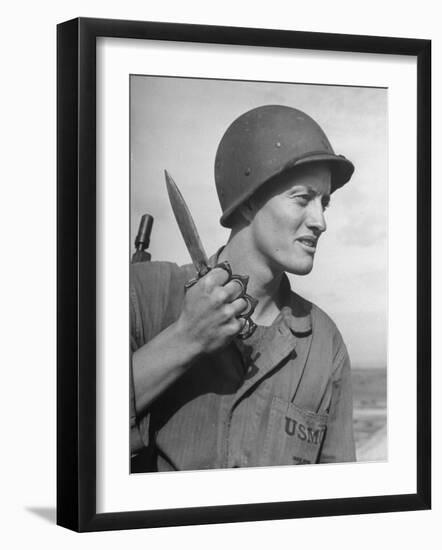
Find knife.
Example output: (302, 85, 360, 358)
(164, 170, 257, 339)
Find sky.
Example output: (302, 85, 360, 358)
(130, 76, 388, 369)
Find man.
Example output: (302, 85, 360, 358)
(130, 105, 356, 472)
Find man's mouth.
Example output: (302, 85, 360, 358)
(296, 236, 318, 250)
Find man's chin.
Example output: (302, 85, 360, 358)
(285, 262, 314, 276)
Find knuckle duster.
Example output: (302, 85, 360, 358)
(194, 264, 256, 341)
(213, 269, 229, 285)
(230, 274, 249, 296)
(233, 297, 246, 313)
(231, 279, 245, 296)
(214, 260, 232, 278)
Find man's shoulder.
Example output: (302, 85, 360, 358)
(131, 260, 195, 289)
(287, 290, 348, 376)
(130, 261, 197, 341)
(130, 260, 196, 315)
(288, 288, 344, 342)
(310, 300, 340, 334)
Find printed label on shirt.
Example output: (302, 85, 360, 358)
(261, 396, 328, 466)
(284, 416, 327, 445)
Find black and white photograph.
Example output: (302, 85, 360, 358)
(0, 0, 436, 543)
(129, 76, 388, 474)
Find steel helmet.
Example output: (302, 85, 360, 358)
(214, 105, 354, 227)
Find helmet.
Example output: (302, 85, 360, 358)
(214, 105, 354, 227)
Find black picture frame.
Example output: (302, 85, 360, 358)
(57, 17, 431, 532)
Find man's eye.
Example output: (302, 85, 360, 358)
(294, 195, 310, 205)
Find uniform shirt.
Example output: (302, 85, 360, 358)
(130, 260, 356, 472)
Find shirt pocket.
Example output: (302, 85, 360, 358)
(260, 396, 328, 466)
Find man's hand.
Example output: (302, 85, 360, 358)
(175, 266, 249, 355)
(132, 265, 254, 413)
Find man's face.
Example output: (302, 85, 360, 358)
(247, 164, 331, 276)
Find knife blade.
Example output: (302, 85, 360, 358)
(164, 170, 210, 278)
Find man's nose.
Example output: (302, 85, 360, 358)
(306, 198, 327, 233)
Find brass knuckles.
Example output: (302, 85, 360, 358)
(237, 293, 258, 340)
(226, 272, 257, 321)
(229, 273, 249, 297)
(213, 260, 232, 278)
(237, 317, 257, 340)
(184, 261, 235, 290)
(184, 265, 212, 291)
(240, 293, 258, 319)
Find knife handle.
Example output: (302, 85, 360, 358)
(184, 276, 200, 290)
(185, 261, 231, 290)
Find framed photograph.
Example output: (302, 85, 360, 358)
(57, 17, 431, 532)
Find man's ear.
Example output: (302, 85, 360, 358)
(237, 199, 256, 224)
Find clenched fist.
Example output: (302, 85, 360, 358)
(175, 266, 249, 354)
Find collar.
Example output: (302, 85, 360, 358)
(278, 274, 312, 336)
(231, 276, 312, 402)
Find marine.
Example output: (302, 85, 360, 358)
(130, 105, 356, 472)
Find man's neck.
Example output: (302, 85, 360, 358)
(217, 231, 285, 327)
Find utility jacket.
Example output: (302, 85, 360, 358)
(130, 260, 356, 472)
